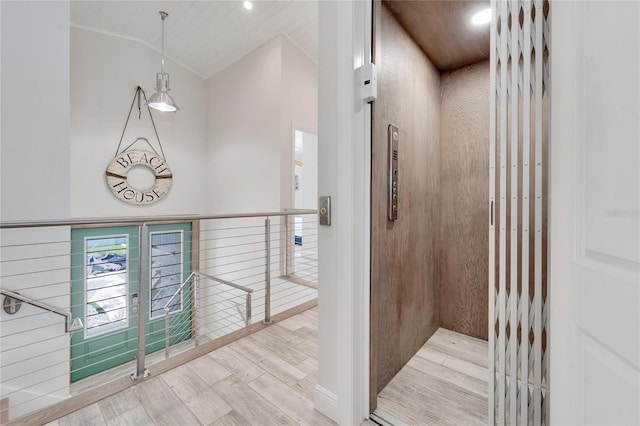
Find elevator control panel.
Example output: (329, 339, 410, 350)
(388, 124, 399, 221)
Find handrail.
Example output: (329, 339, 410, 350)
(0, 209, 318, 229)
(164, 271, 197, 312)
(0, 289, 84, 333)
(164, 271, 253, 311)
(163, 271, 254, 358)
(194, 271, 254, 294)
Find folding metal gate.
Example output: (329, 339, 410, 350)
(489, 0, 550, 424)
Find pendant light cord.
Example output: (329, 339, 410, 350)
(114, 86, 167, 161)
(160, 11, 168, 75)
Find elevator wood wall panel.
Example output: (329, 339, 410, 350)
(370, 4, 441, 410)
(438, 62, 490, 340)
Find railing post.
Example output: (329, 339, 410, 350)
(263, 217, 272, 324)
(133, 223, 149, 380)
(284, 214, 290, 277)
(246, 293, 252, 326)
(164, 309, 170, 359)
(193, 274, 199, 347)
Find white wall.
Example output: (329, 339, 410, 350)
(71, 27, 207, 218)
(202, 34, 317, 349)
(280, 36, 319, 211)
(205, 37, 282, 214)
(205, 35, 317, 214)
(0, 227, 71, 421)
(0, 1, 70, 222)
(0, 2, 71, 421)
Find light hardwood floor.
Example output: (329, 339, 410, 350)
(375, 328, 489, 426)
(47, 308, 335, 426)
(49, 314, 488, 426)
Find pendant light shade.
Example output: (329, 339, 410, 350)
(148, 73, 178, 112)
(148, 11, 178, 112)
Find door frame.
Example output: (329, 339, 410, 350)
(289, 123, 318, 278)
(315, 0, 372, 424)
(290, 121, 318, 212)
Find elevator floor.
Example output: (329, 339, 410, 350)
(375, 328, 488, 425)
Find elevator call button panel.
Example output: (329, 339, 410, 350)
(388, 124, 399, 221)
(319, 196, 331, 226)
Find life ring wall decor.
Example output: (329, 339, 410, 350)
(106, 86, 173, 205)
(106, 148, 173, 205)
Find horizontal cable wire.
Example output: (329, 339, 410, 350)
(1, 212, 318, 423)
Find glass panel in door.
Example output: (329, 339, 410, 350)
(145, 223, 192, 354)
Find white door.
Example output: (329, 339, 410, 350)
(550, 2, 640, 424)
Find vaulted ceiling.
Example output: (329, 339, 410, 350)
(71, 1, 318, 79)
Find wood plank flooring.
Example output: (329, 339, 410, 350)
(47, 308, 334, 426)
(375, 328, 489, 426)
(48, 314, 488, 426)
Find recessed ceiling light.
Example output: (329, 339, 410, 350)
(471, 7, 491, 25)
(243, 1, 253, 10)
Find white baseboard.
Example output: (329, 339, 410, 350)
(314, 384, 339, 422)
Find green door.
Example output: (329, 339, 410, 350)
(70, 223, 192, 382)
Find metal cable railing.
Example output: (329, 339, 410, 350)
(163, 271, 253, 358)
(0, 210, 317, 425)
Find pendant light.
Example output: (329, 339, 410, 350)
(148, 11, 179, 112)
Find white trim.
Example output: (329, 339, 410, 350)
(316, 0, 371, 424)
(314, 385, 339, 421)
(548, 2, 579, 424)
(352, 0, 372, 423)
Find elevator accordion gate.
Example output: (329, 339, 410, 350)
(489, 0, 550, 424)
